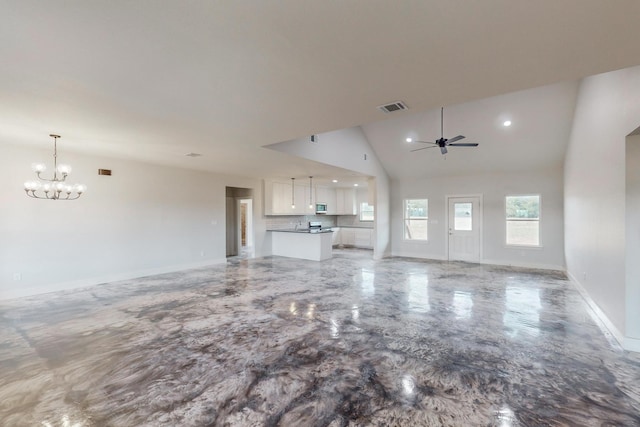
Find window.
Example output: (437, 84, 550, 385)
(404, 199, 428, 240)
(506, 195, 540, 246)
(360, 202, 374, 221)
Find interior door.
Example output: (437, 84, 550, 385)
(448, 196, 481, 262)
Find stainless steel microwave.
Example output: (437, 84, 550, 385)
(315, 203, 327, 214)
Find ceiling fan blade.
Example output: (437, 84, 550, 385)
(413, 140, 437, 145)
(448, 143, 479, 147)
(446, 135, 465, 144)
(440, 146, 448, 155)
(410, 146, 438, 152)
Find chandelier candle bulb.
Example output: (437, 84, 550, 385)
(31, 163, 46, 173)
(57, 164, 72, 175)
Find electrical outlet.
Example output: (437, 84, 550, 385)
(13, 273, 21, 281)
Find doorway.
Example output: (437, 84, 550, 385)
(226, 187, 253, 258)
(447, 196, 482, 263)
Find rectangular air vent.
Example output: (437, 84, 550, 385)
(377, 101, 408, 113)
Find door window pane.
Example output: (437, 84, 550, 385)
(506, 195, 540, 246)
(404, 199, 428, 240)
(454, 203, 473, 231)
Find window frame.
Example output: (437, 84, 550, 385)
(403, 198, 429, 241)
(359, 202, 374, 222)
(505, 194, 542, 248)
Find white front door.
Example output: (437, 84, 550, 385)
(448, 196, 481, 262)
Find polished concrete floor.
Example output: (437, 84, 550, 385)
(1, 250, 639, 426)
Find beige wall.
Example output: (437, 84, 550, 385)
(0, 143, 267, 299)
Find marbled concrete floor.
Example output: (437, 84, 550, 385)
(1, 249, 639, 426)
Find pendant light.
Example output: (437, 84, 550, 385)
(291, 178, 295, 209)
(309, 176, 313, 209)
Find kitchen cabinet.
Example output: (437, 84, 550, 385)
(315, 186, 337, 215)
(264, 180, 316, 215)
(333, 227, 373, 249)
(335, 188, 356, 215)
(265, 181, 289, 215)
(331, 227, 341, 245)
(340, 228, 356, 246)
(355, 229, 372, 248)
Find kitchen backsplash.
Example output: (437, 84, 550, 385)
(266, 215, 337, 230)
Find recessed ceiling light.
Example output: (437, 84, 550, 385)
(332, 179, 338, 183)
(503, 120, 512, 127)
(405, 137, 413, 143)
(354, 183, 359, 187)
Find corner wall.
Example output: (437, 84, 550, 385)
(0, 143, 267, 300)
(564, 65, 640, 350)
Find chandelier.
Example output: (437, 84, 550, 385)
(24, 134, 86, 200)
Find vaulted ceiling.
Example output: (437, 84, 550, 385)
(2, 1, 640, 181)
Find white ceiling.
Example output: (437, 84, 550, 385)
(361, 81, 579, 179)
(2, 1, 640, 182)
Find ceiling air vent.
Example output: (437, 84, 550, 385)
(377, 101, 408, 114)
(184, 152, 202, 157)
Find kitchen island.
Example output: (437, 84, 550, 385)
(268, 229, 333, 261)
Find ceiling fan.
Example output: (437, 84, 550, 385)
(410, 107, 478, 155)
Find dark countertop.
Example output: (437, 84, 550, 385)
(267, 229, 333, 234)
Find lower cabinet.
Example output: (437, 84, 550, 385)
(333, 227, 373, 249)
(355, 229, 372, 248)
(341, 229, 356, 246)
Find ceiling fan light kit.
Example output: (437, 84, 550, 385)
(410, 107, 479, 155)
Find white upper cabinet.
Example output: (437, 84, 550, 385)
(336, 188, 356, 215)
(265, 180, 294, 215)
(316, 186, 338, 215)
(265, 180, 356, 216)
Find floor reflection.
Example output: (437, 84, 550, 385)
(407, 273, 430, 313)
(504, 287, 542, 339)
(1, 251, 638, 426)
(453, 291, 473, 320)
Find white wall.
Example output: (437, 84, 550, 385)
(626, 135, 640, 342)
(266, 127, 391, 258)
(0, 143, 267, 299)
(564, 65, 640, 350)
(392, 168, 565, 270)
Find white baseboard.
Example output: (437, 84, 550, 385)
(1, 258, 227, 301)
(624, 336, 640, 352)
(390, 251, 447, 261)
(480, 258, 565, 272)
(390, 252, 564, 271)
(567, 271, 628, 351)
